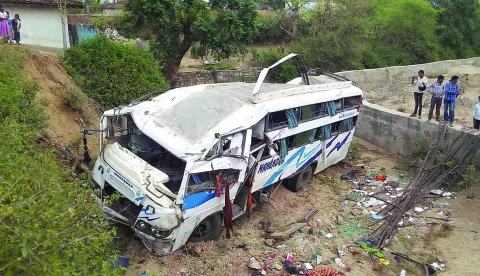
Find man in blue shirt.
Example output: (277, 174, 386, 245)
(443, 76, 460, 126)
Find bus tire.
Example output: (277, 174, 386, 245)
(285, 165, 313, 192)
(188, 214, 222, 243)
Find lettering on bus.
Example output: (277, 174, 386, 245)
(339, 111, 355, 119)
(258, 157, 285, 173)
(113, 171, 134, 189)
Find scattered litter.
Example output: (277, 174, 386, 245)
(375, 175, 387, 181)
(442, 192, 454, 198)
(272, 262, 283, 270)
(371, 214, 383, 220)
(334, 258, 346, 268)
(400, 269, 407, 276)
(248, 257, 262, 270)
(379, 258, 390, 265)
(368, 181, 383, 186)
(414, 207, 424, 213)
(325, 233, 333, 239)
(385, 177, 399, 186)
(341, 170, 359, 180)
(396, 188, 403, 191)
(406, 234, 411, 239)
(316, 255, 322, 265)
(361, 197, 385, 207)
(430, 189, 443, 195)
(261, 269, 267, 275)
(304, 263, 314, 270)
(430, 262, 445, 271)
(111, 256, 129, 270)
(359, 242, 384, 258)
(467, 193, 475, 199)
(365, 173, 374, 180)
(286, 253, 294, 262)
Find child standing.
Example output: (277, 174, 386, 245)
(11, 14, 20, 45)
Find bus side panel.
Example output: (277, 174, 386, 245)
(251, 129, 355, 192)
(251, 140, 323, 192)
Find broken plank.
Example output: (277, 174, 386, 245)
(267, 223, 307, 240)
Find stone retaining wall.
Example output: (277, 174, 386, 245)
(176, 70, 244, 87)
(356, 101, 480, 156)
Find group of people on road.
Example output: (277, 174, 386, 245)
(0, 5, 21, 45)
(411, 70, 480, 130)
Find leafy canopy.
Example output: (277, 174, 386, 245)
(118, 0, 259, 82)
(63, 36, 169, 109)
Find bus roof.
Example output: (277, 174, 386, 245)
(113, 77, 362, 161)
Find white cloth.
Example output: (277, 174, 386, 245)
(0, 12, 7, 19)
(413, 76, 428, 93)
(474, 102, 480, 120)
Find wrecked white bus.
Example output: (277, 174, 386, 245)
(91, 54, 363, 255)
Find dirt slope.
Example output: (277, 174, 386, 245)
(23, 52, 100, 154)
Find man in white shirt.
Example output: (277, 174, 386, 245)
(474, 96, 480, 130)
(410, 70, 428, 118)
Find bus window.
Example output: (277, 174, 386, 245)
(334, 99, 344, 112)
(268, 111, 288, 130)
(294, 129, 318, 147)
(331, 121, 342, 135)
(300, 105, 315, 121)
(344, 96, 362, 110)
(340, 118, 354, 132)
(315, 103, 326, 117)
(316, 125, 331, 141)
(353, 116, 358, 127)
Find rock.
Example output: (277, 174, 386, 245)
(351, 208, 363, 216)
(248, 257, 262, 270)
(336, 215, 344, 225)
(348, 247, 361, 255)
(373, 205, 382, 213)
(372, 262, 383, 271)
(264, 239, 274, 247)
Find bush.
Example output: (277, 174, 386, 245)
(61, 84, 90, 116)
(251, 48, 298, 83)
(63, 36, 169, 109)
(254, 12, 284, 42)
(0, 44, 119, 275)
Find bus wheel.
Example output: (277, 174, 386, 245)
(188, 214, 222, 242)
(285, 165, 313, 192)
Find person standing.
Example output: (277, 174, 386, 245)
(11, 14, 21, 45)
(0, 6, 11, 43)
(410, 70, 428, 118)
(474, 96, 480, 130)
(427, 75, 445, 122)
(443, 76, 460, 126)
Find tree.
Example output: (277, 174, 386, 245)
(428, 0, 480, 58)
(373, 0, 440, 64)
(118, 0, 259, 85)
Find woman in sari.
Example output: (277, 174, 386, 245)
(0, 6, 12, 42)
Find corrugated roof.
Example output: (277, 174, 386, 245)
(0, 0, 84, 8)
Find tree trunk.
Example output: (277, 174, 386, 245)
(163, 37, 192, 88)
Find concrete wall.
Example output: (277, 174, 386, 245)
(356, 101, 480, 156)
(4, 5, 69, 49)
(176, 70, 244, 88)
(336, 57, 480, 85)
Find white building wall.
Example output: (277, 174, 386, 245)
(3, 5, 69, 49)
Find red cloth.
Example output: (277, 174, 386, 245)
(247, 178, 253, 217)
(223, 179, 233, 239)
(216, 175, 221, 197)
(305, 267, 340, 276)
(375, 175, 387, 181)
